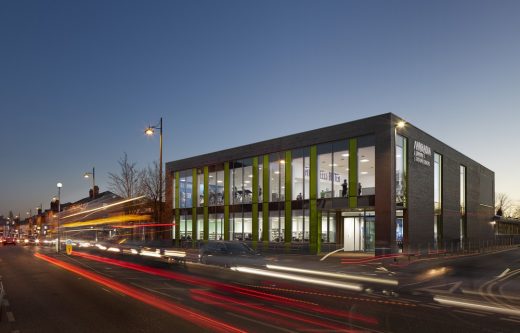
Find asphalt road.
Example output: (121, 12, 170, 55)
(1, 244, 519, 333)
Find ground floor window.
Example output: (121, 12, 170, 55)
(180, 214, 192, 240)
(270, 210, 284, 242)
(321, 212, 336, 243)
(292, 209, 309, 241)
(209, 213, 224, 240)
(231, 212, 253, 241)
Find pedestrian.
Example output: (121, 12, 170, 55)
(358, 182, 362, 196)
(341, 179, 348, 197)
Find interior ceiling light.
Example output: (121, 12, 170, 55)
(361, 171, 368, 175)
(342, 153, 349, 157)
(360, 159, 370, 163)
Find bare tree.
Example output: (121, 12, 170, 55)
(108, 153, 145, 198)
(495, 192, 513, 216)
(141, 160, 164, 223)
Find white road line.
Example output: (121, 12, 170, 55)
(226, 311, 297, 333)
(6, 311, 15, 322)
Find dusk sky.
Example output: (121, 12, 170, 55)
(1, 0, 519, 217)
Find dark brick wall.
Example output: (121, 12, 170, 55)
(397, 116, 495, 250)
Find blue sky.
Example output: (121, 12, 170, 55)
(1, 0, 519, 217)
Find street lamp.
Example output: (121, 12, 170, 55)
(56, 182, 62, 253)
(145, 117, 163, 234)
(84, 167, 96, 198)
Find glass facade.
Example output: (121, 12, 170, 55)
(172, 134, 380, 251)
(396, 134, 407, 206)
(358, 145, 375, 196)
(460, 165, 467, 245)
(434, 153, 442, 245)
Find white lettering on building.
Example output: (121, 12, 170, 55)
(413, 140, 432, 167)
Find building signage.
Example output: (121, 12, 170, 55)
(413, 140, 432, 166)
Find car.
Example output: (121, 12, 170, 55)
(22, 236, 39, 246)
(3, 237, 16, 246)
(198, 241, 266, 268)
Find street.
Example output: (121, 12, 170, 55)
(1, 245, 520, 332)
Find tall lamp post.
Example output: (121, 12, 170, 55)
(84, 167, 96, 198)
(145, 117, 163, 237)
(56, 182, 62, 253)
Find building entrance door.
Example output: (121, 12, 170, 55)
(343, 217, 364, 251)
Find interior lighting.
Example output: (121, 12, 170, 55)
(342, 153, 349, 157)
(360, 159, 370, 163)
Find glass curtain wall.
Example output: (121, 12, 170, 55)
(317, 141, 349, 199)
(269, 210, 284, 242)
(292, 148, 310, 241)
(332, 141, 349, 198)
(197, 169, 204, 207)
(317, 144, 333, 198)
(269, 153, 285, 202)
(396, 134, 407, 206)
(434, 153, 443, 245)
(179, 170, 192, 209)
(209, 213, 224, 240)
(208, 166, 224, 206)
(460, 165, 467, 245)
(230, 159, 253, 240)
(321, 212, 336, 243)
(180, 214, 192, 240)
(358, 143, 375, 196)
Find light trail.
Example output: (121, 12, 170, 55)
(266, 264, 398, 286)
(63, 214, 150, 228)
(33, 253, 246, 333)
(231, 266, 364, 291)
(61, 196, 146, 219)
(111, 223, 176, 229)
(434, 295, 520, 317)
(191, 289, 358, 332)
(71, 251, 378, 325)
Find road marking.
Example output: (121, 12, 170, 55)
(496, 268, 510, 278)
(226, 312, 297, 333)
(6, 311, 15, 322)
(418, 281, 462, 294)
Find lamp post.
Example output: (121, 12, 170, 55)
(84, 167, 96, 198)
(145, 117, 163, 238)
(56, 182, 62, 253)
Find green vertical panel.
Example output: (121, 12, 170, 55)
(203, 166, 209, 241)
(349, 138, 358, 208)
(192, 169, 198, 246)
(309, 145, 319, 254)
(284, 151, 292, 248)
(224, 162, 230, 241)
(252, 157, 259, 249)
(262, 155, 269, 247)
(174, 172, 180, 243)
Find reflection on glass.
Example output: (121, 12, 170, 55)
(396, 134, 407, 206)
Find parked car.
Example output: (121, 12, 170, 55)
(198, 241, 266, 268)
(3, 237, 17, 246)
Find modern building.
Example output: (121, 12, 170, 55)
(165, 113, 495, 255)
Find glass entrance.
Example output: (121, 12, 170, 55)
(343, 215, 375, 252)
